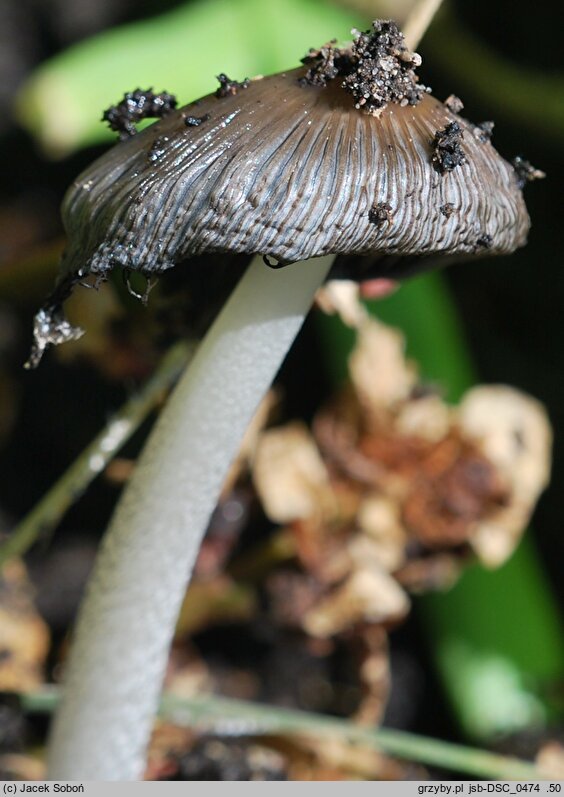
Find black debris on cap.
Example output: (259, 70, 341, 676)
(102, 89, 177, 140)
(300, 20, 428, 112)
(184, 114, 211, 127)
(511, 156, 546, 189)
(474, 121, 495, 143)
(475, 233, 494, 250)
(368, 202, 394, 228)
(342, 20, 427, 112)
(299, 40, 354, 87)
(440, 203, 456, 219)
(432, 122, 466, 174)
(147, 135, 169, 163)
(215, 74, 250, 99)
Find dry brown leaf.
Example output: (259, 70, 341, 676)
(354, 495, 407, 572)
(303, 567, 410, 638)
(253, 423, 335, 524)
(458, 386, 552, 566)
(458, 386, 551, 497)
(0, 559, 49, 692)
(348, 319, 417, 416)
(536, 740, 564, 779)
(314, 396, 385, 485)
(247, 318, 552, 656)
(315, 280, 367, 328)
(164, 646, 213, 697)
(145, 722, 195, 780)
(353, 627, 390, 727)
(292, 516, 353, 585)
(0, 753, 45, 781)
(395, 553, 463, 593)
(395, 394, 451, 442)
(401, 433, 508, 548)
(222, 390, 278, 496)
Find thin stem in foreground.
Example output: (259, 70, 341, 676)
(401, 0, 446, 50)
(25, 689, 544, 781)
(46, 255, 335, 780)
(162, 695, 545, 781)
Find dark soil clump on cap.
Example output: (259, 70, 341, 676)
(432, 122, 466, 174)
(102, 89, 177, 139)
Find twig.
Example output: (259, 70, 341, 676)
(0, 340, 192, 567)
(403, 0, 446, 50)
(23, 689, 544, 781)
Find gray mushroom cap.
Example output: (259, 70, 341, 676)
(60, 68, 529, 281)
(28, 20, 535, 368)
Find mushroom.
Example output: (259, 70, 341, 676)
(38, 20, 534, 780)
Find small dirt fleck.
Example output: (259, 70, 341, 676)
(444, 94, 464, 113)
(184, 113, 211, 127)
(473, 121, 495, 143)
(440, 203, 455, 219)
(299, 40, 354, 87)
(431, 122, 466, 174)
(148, 135, 169, 162)
(511, 156, 546, 189)
(476, 233, 493, 250)
(102, 89, 177, 139)
(369, 201, 393, 228)
(215, 74, 250, 98)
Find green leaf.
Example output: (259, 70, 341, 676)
(424, 538, 564, 740)
(16, 0, 362, 156)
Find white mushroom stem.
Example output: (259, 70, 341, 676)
(46, 254, 335, 780)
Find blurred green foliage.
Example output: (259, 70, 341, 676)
(17, 0, 361, 155)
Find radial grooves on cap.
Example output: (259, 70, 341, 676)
(61, 68, 529, 279)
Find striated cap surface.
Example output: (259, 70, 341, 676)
(61, 72, 528, 276)
(29, 20, 532, 366)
